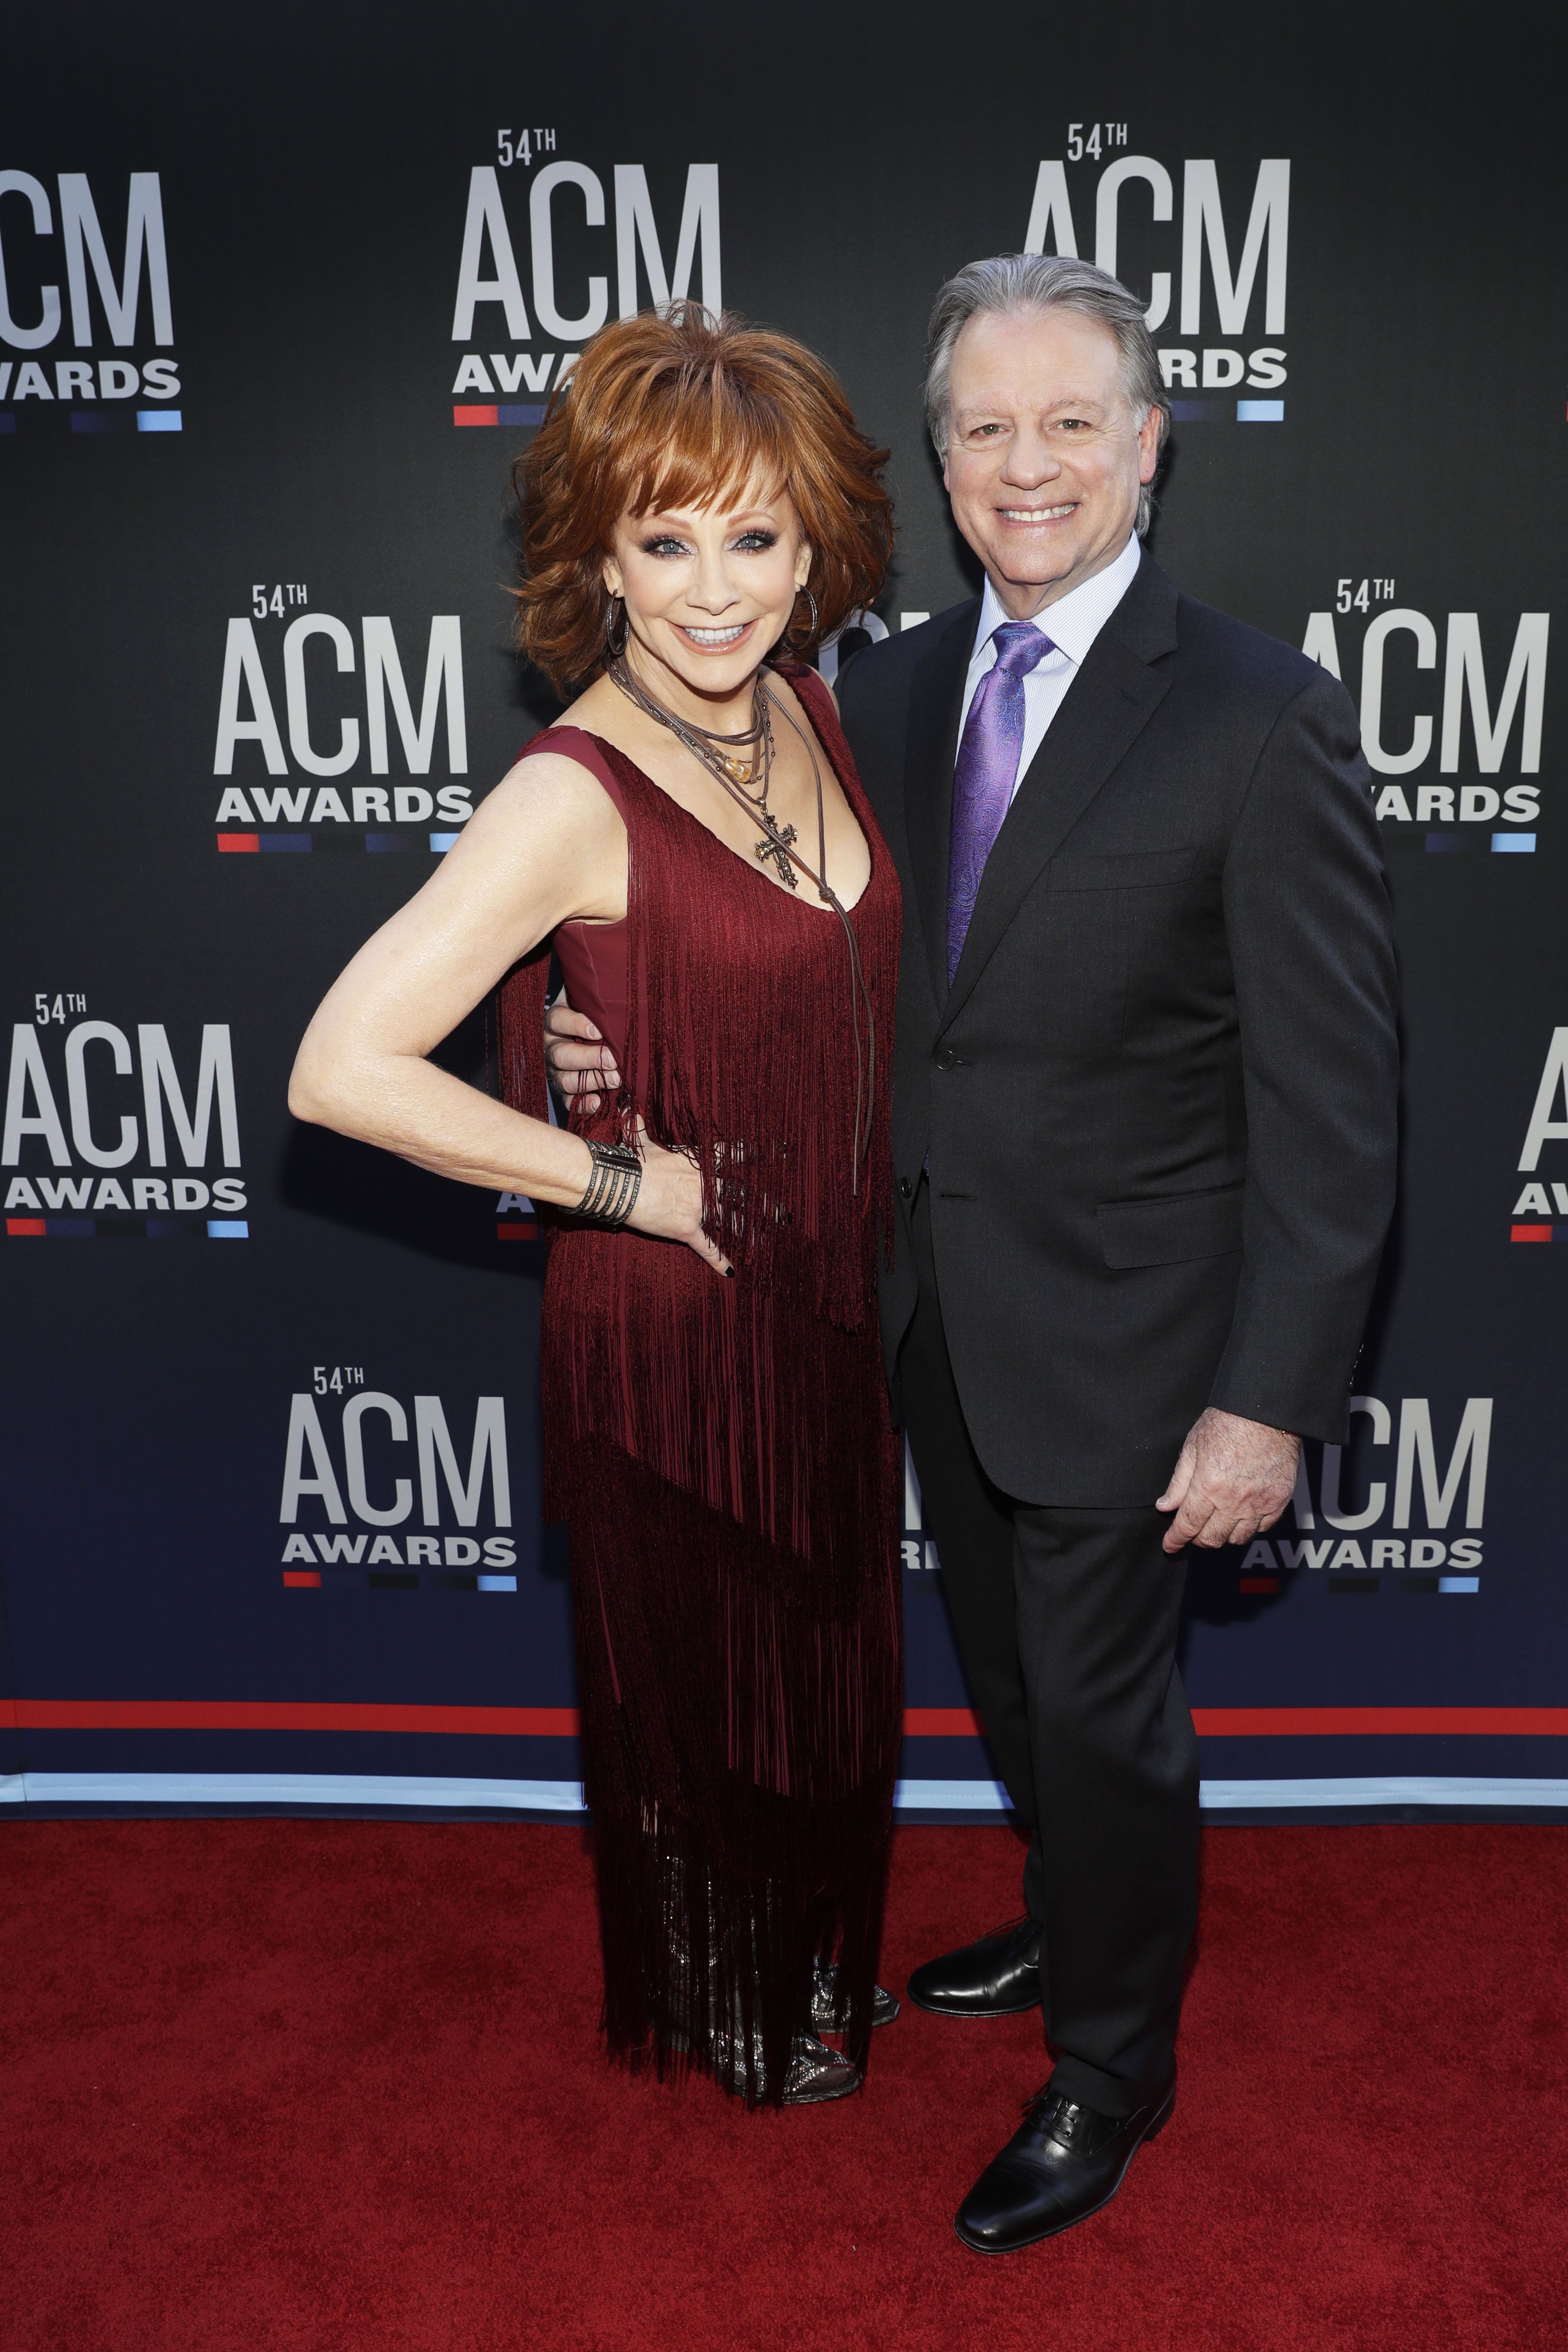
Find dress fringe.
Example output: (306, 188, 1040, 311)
(571, 1439, 898, 2104)
(498, 664, 902, 2107)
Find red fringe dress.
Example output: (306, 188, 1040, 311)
(499, 664, 903, 2104)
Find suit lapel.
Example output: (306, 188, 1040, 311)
(904, 599, 979, 1009)
(942, 557, 1181, 1027)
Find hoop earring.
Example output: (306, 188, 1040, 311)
(604, 595, 628, 659)
(787, 585, 819, 651)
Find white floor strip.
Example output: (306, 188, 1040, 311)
(1200, 1776, 1568, 1809)
(894, 1778, 1011, 1810)
(15, 1771, 588, 1810)
(5, 1772, 1567, 1813)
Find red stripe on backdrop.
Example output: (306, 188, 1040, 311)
(908, 1706, 1568, 1737)
(15, 1700, 580, 1735)
(904, 1708, 983, 1736)
(1192, 1706, 1568, 1737)
(10, 1701, 1568, 1737)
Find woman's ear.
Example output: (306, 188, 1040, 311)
(602, 553, 626, 599)
(794, 539, 813, 590)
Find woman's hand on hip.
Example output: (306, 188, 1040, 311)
(625, 1120, 733, 1278)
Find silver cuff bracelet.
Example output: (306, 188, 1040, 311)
(575, 1138, 642, 1228)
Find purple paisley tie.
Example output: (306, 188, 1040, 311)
(947, 620, 1054, 982)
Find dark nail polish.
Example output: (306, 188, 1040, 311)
(725, 1266, 735, 1278)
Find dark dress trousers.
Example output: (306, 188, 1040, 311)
(838, 551, 1399, 2114)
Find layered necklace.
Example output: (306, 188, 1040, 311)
(608, 654, 801, 888)
(606, 648, 878, 1193)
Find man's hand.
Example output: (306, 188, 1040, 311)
(543, 1010, 728, 1274)
(1156, 1408, 1300, 1554)
(545, 998, 622, 1117)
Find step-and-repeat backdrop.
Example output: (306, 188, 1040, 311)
(3, 3, 1563, 1818)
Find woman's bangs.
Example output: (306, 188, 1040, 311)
(620, 370, 791, 524)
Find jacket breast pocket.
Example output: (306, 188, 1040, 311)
(1049, 847, 1198, 892)
(1097, 1183, 1244, 1269)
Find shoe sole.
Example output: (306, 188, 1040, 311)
(809, 1994, 901, 2031)
(951, 2086, 1176, 2255)
(905, 1989, 1042, 2020)
(782, 2067, 863, 2106)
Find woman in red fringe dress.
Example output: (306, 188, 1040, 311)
(290, 306, 903, 2106)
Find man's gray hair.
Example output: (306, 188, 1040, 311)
(925, 253, 1171, 537)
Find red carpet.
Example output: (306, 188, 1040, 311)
(3, 1819, 1564, 2350)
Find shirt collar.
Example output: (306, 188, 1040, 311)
(970, 531, 1143, 670)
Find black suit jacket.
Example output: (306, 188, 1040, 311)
(838, 552, 1399, 1506)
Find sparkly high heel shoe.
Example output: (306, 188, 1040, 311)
(707, 2017, 863, 2104)
(780, 2033, 863, 2104)
(810, 1957, 900, 2031)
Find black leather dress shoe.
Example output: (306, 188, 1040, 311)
(954, 2077, 1176, 2253)
(906, 1916, 1041, 2018)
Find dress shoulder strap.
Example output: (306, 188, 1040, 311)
(497, 725, 637, 1134)
(778, 661, 836, 732)
(519, 723, 636, 827)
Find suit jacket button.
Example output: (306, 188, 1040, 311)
(899, 1176, 912, 1198)
(934, 1046, 957, 1071)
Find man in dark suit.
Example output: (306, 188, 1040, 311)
(834, 254, 1397, 2252)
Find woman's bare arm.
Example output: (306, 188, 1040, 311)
(288, 753, 730, 1270)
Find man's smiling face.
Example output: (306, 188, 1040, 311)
(942, 304, 1162, 619)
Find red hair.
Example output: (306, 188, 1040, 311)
(512, 305, 892, 694)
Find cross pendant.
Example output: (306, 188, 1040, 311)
(755, 816, 799, 889)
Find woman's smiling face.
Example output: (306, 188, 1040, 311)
(603, 479, 812, 704)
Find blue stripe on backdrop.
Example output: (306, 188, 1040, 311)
(0, 1773, 585, 1809)
(8, 1774, 1568, 1818)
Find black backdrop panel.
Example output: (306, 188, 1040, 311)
(2, 2, 1564, 1813)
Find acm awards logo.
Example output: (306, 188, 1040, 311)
(211, 594, 473, 852)
(1024, 144, 1553, 842)
(1303, 588, 1547, 849)
(1239, 1396, 1490, 1592)
(278, 1377, 518, 1587)
(0, 171, 181, 426)
(447, 136, 720, 424)
(901, 1440, 939, 1577)
(1510, 1027, 1568, 1242)
(3, 1002, 248, 1236)
(1022, 134, 1288, 413)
